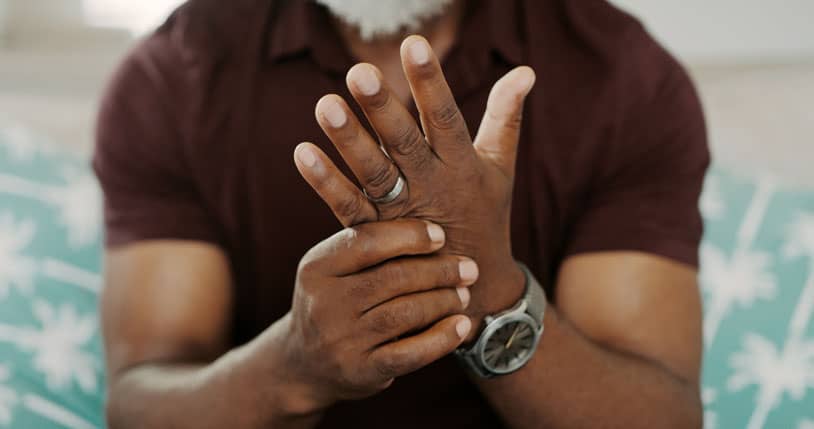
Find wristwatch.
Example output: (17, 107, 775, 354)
(455, 263, 547, 378)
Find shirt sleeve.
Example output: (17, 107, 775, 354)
(92, 32, 224, 248)
(564, 49, 710, 268)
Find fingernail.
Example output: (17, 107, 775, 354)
(456, 287, 470, 309)
(318, 97, 347, 128)
(407, 38, 430, 65)
(297, 145, 317, 168)
(458, 260, 479, 285)
(456, 317, 472, 339)
(426, 223, 445, 245)
(350, 64, 381, 96)
(516, 68, 536, 95)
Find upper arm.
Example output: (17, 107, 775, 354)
(554, 37, 707, 385)
(94, 29, 233, 379)
(102, 241, 233, 378)
(555, 252, 702, 385)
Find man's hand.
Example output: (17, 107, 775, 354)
(294, 35, 536, 331)
(275, 219, 477, 414)
(104, 221, 477, 428)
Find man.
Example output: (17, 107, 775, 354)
(94, 0, 709, 427)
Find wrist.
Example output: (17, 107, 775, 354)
(257, 314, 333, 418)
(466, 256, 525, 341)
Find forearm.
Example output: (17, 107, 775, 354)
(476, 306, 702, 428)
(106, 318, 322, 429)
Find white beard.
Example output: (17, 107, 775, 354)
(314, 0, 455, 41)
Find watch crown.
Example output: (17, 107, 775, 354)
(484, 315, 495, 325)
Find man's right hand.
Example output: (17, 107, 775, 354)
(271, 218, 477, 415)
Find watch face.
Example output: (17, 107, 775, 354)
(481, 317, 538, 374)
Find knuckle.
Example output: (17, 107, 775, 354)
(366, 89, 392, 112)
(351, 229, 377, 259)
(380, 262, 406, 287)
(340, 226, 365, 250)
(373, 352, 408, 380)
(363, 162, 397, 193)
(397, 299, 425, 328)
(348, 275, 376, 302)
(413, 61, 438, 80)
(389, 125, 425, 158)
(334, 193, 365, 222)
(297, 252, 321, 278)
(439, 259, 459, 285)
(336, 124, 363, 147)
(370, 308, 401, 335)
(428, 101, 463, 131)
(505, 111, 524, 131)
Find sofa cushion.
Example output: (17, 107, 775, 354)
(0, 122, 104, 429)
(700, 168, 814, 428)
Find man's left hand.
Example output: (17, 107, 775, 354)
(293, 35, 536, 336)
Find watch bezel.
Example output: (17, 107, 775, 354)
(474, 312, 542, 375)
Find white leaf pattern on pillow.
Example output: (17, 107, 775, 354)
(0, 364, 18, 425)
(799, 419, 814, 429)
(0, 171, 101, 249)
(701, 243, 777, 346)
(728, 334, 814, 429)
(28, 300, 99, 393)
(0, 213, 37, 300)
(727, 213, 814, 429)
(0, 301, 99, 394)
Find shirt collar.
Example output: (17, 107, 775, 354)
(267, 0, 526, 71)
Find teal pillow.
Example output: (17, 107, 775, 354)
(0, 122, 105, 429)
(700, 168, 814, 428)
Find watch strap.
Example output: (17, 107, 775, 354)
(455, 263, 546, 377)
(518, 263, 546, 325)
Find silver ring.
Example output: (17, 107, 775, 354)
(365, 175, 406, 204)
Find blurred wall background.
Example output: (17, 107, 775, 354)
(612, 0, 814, 62)
(0, 0, 812, 184)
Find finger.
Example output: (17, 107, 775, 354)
(362, 287, 471, 345)
(346, 63, 440, 178)
(314, 94, 409, 208)
(351, 255, 479, 313)
(400, 35, 475, 162)
(368, 315, 471, 380)
(294, 143, 377, 227)
(473, 66, 536, 179)
(307, 218, 446, 275)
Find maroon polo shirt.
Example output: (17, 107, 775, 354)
(93, 0, 709, 427)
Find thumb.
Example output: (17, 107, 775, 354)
(473, 66, 536, 178)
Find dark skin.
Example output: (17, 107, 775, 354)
(104, 220, 477, 428)
(103, 17, 702, 429)
(292, 35, 704, 427)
